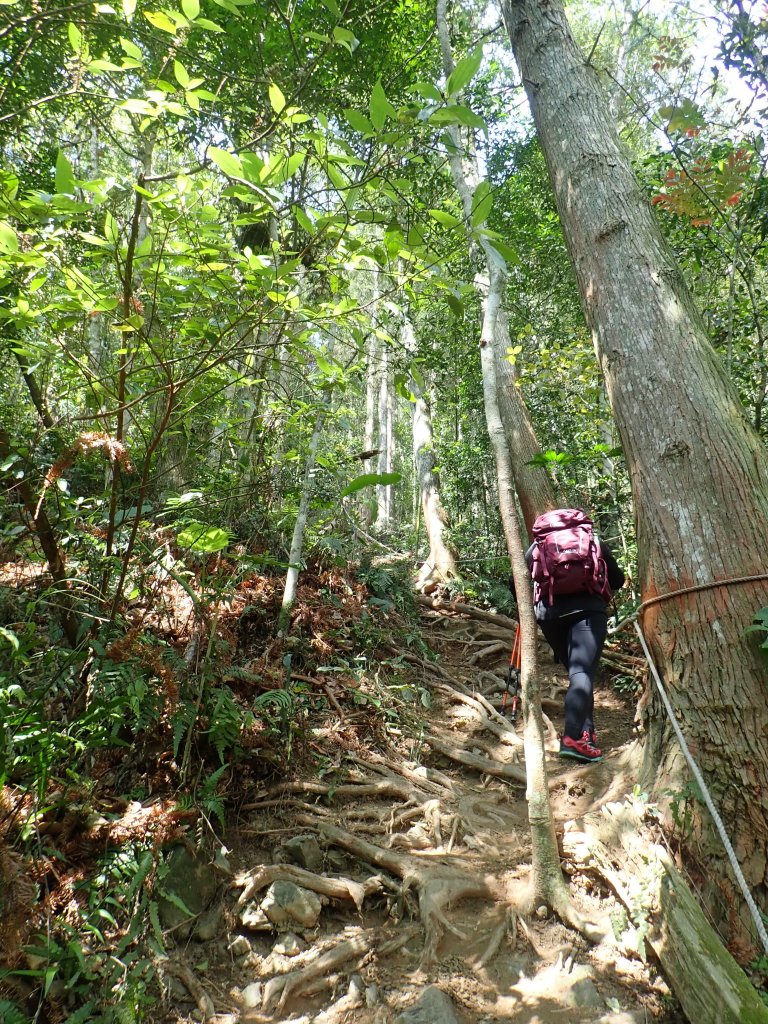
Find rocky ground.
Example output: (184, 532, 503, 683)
(150, 592, 682, 1024)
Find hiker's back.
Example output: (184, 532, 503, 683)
(529, 508, 611, 607)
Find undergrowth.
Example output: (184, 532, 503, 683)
(0, 547, 432, 1021)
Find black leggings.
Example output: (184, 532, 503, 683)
(540, 612, 608, 740)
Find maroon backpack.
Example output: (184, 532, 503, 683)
(530, 509, 611, 606)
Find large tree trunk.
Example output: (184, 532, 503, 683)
(503, 0, 768, 945)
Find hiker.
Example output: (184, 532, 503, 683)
(526, 508, 625, 763)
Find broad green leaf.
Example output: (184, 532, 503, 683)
(173, 60, 190, 88)
(343, 109, 372, 134)
(428, 209, 462, 228)
(68, 22, 85, 53)
(120, 36, 142, 58)
(369, 80, 395, 132)
(269, 83, 286, 113)
(0, 221, 18, 254)
(239, 151, 265, 182)
(104, 211, 119, 244)
(144, 10, 177, 33)
(488, 238, 519, 265)
(193, 16, 225, 31)
(446, 46, 483, 97)
(89, 59, 123, 72)
(659, 98, 706, 134)
(177, 523, 230, 553)
(122, 0, 137, 17)
(333, 26, 359, 53)
(181, 0, 200, 17)
(55, 150, 76, 195)
(208, 146, 243, 178)
(412, 81, 442, 102)
(471, 180, 493, 226)
(294, 207, 315, 235)
(341, 472, 401, 497)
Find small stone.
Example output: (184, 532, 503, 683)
(365, 984, 379, 1007)
(228, 935, 251, 957)
(535, 904, 548, 919)
(240, 903, 272, 931)
(394, 985, 462, 1024)
(194, 905, 223, 942)
(158, 846, 219, 935)
(272, 932, 306, 956)
(261, 880, 323, 929)
(325, 849, 348, 872)
(282, 835, 324, 873)
(240, 981, 262, 1009)
(568, 977, 604, 1009)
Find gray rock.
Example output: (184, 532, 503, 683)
(239, 981, 262, 1009)
(227, 934, 251, 957)
(365, 984, 379, 1007)
(394, 986, 462, 1024)
(272, 932, 306, 956)
(567, 977, 604, 1009)
(282, 834, 324, 873)
(158, 846, 218, 934)
(193, 905, 223, 942)
(240, 903, 272, 931)
(261, 880, 323, 929)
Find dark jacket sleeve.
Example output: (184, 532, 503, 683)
(600, 541, 625, 593)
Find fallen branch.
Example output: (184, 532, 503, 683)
(164, 960, 215, 1021)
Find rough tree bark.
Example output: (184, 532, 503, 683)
(502, 0, 768, 942)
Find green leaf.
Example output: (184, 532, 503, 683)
(446, 46, 483, 97)
(173, 60, 190, 88)
(369, 80, 395, 132)
(68, 21, 85, 54)
(343, 109, 372, 134)
(428, 208, 462, 228)
(181, 0, 200, 17)
(177, 522, 230, 553)
(55, 150, 76, 195)
(0, 221, 18, 254)
(269, 82, 286, 113)
(659, 98, 706, 134)
(194, 16, 225, 31)
(332, 26, 359, 53)
(0, 626, 19, 651)
(341, 472, 401, 497)
(122, 0, 137, 17)
(144, 10, 177, 32)
(488, 238, 519, 265)
(208, 146, 243, 178)
(471, 180, 493, 226)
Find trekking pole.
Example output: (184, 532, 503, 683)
(502, 623, 522, 724)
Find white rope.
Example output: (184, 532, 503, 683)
(633, 620, 768, 955)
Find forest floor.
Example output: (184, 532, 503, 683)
(141, 572, 681, 1024)
(1, 560, 688, 1024)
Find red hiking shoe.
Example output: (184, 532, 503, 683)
(559, 731, 603, 763)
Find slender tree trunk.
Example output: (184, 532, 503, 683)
(278, 339, 335, 632)
(503, 0, 768, 942)
(433, 0, 554, 537)
(376, 341, 392, 529)
(360, 331, 379, 529)
(492, 304, 558, 536)
(436, 0, 596, 935)
(401, 321, 458, 586)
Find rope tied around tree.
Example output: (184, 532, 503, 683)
(610, 572, 768, 956)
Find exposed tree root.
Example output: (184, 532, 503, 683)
(423, 731, 526, 783)
(304, 820, 497, 966)
(234, 863, 384, 912)
(416, 594, 517, 630)
(261, 927, 371, 1011)
(242, 776, 428, 810)
(164, 959, 216, 1021)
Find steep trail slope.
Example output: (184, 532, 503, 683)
(158, 590, 681, 1024)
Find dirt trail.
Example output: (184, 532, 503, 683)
(160, 600, 681, 1024)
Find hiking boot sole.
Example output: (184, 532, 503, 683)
(558, 748, 603, 763)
